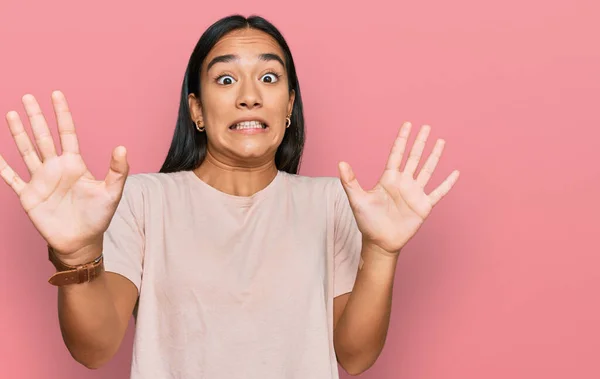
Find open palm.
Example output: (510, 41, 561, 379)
(0, 91, 129, 261)
(338, 122, 459, 253)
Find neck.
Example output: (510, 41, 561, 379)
(193, 151, 279, 197)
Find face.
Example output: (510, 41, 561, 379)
(189, 28, 296, 167)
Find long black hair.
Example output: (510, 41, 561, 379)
(159, 14, 305, 174)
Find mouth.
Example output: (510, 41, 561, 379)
(229, 120, 269, 131)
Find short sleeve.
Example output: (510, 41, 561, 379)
(102, 175, 146, 294)
(332, 179, 363, 298)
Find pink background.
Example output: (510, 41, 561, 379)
(1, 0, 599, 378)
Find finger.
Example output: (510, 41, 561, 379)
(416, 138, 445, 187)
(403, 124, 431, 176)
(6, 111, 43, 175)
(338, 161, 366, 203)
(385, 122, 412, 170)
(51, 90, 80, 154)
(104, 146, 129, 197)
(22, 94, 57, 160)
(428, 170, 460, 206)
(0, 154, 27, 196)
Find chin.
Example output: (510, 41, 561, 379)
(229, 145, 275, 160)
(236, 138, 282, 154)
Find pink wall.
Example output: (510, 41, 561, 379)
(1, 0, 599, 378)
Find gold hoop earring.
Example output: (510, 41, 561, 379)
(196, 120, 205, 132)
(285, 116, 291, 128)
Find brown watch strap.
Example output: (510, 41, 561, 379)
(47, 245, 105, 286)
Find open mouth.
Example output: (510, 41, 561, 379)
(229, 120, 268, 130)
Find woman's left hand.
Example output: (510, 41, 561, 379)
(338, 122, 460, 255)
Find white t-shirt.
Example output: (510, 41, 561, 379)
(102, 169, 363, 379)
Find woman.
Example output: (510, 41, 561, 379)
(0, 14, 459, 379)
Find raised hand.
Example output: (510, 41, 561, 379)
(0, 91, 129, 264)
(338, 122, 460, 254)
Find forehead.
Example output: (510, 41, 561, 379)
(205, 28, 284, 64)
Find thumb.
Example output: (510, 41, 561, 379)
(104, 145, 129, 196)
(338, 161, 365, 200)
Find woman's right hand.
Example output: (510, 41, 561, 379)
(0, 91, 129, 265)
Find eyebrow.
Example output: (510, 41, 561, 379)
(206, 53, 286, 72)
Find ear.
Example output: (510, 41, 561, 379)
(188, 93, 203, 125)
(287, 89, 295, 116)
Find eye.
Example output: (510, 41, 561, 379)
(261, 73, 279, 83)
(216, 75, 236, 85)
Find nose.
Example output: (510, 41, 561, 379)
(236, 80, 262, 110)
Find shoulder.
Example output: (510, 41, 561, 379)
(278, 171, 346, 201)
(121, 170, 192, 198)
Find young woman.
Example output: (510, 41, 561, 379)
(0, 14, 459, 379)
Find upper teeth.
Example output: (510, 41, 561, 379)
(233, 121, 265, 129)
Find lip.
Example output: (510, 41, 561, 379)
(229, 117, 269, 130)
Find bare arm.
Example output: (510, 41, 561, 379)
(333, 122, 459, 375)
(333, 242, 398, 376)
(0, 91, 137, 368)
(56, 243, 138, 369)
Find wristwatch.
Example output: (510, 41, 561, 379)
(47, 245, 105, 286)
